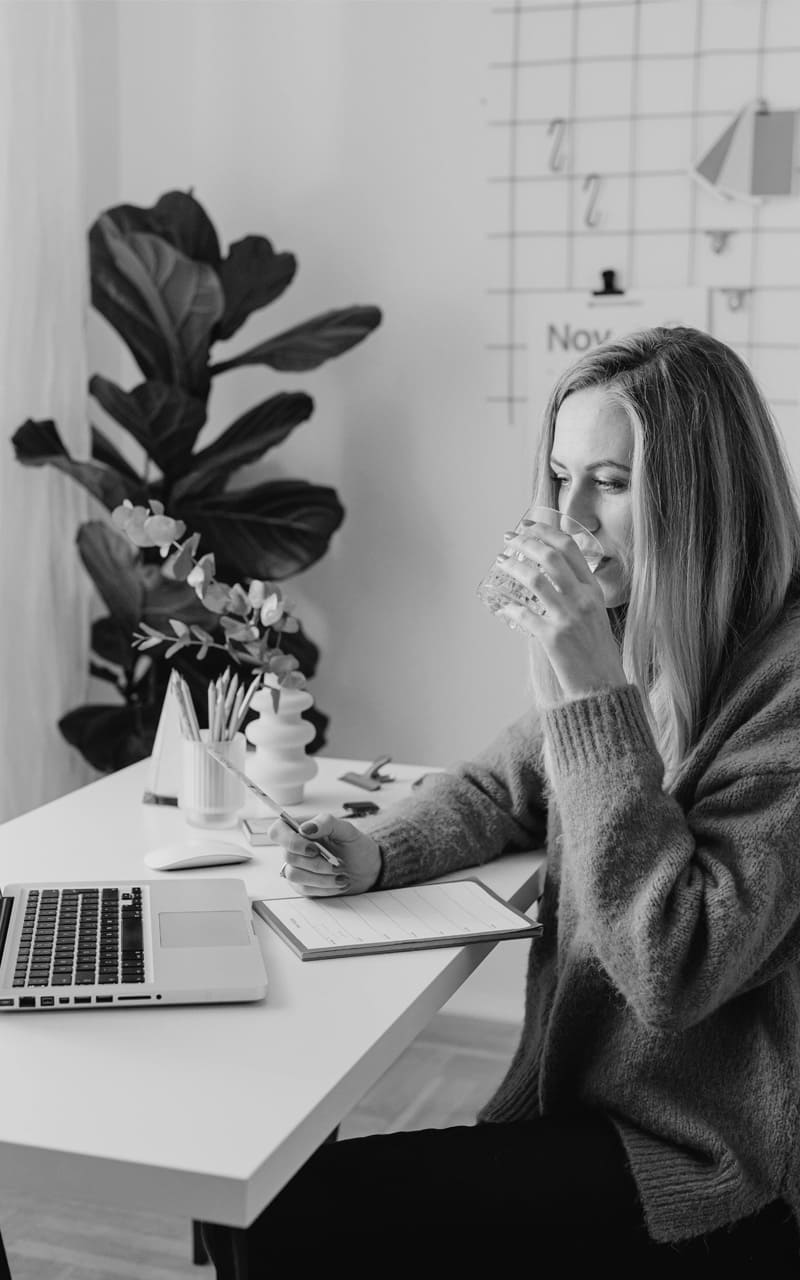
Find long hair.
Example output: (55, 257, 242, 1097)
(527, 326, 800, 789)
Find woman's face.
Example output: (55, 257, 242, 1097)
(549, 387, 633, 609)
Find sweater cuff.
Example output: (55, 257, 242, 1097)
(543, 684, 655, 772)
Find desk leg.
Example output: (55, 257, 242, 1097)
(0, 1228, 12, 1280)
(196, 1126, 340, 1273)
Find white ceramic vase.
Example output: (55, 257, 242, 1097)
(244, 675, 318, 805)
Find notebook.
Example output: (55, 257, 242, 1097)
(253, 878, 542, 960)
(0, 877, 268, 1011)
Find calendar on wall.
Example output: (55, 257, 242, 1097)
(484, 0, 800, 475)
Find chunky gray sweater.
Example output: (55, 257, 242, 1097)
(363, 596, 800, 1243)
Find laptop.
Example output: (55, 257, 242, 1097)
(0, 877, 268, 1011)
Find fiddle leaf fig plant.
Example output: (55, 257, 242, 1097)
(12, 189, 382, 774)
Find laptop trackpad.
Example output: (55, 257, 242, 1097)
(159, 911, 250, 948)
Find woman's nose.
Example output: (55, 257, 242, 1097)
(561, 491, 600, 534)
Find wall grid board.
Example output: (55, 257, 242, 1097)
(485, 0, 800, 464)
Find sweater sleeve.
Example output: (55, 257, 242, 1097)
(543, 681, 800, 1031)
(357, 709, 549, 890)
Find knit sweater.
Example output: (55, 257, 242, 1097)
(362, 595, 800, 1244)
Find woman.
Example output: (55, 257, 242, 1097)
(203, 327, 800, 1275)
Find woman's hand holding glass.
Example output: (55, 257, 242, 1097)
(269, 813, 382, 897)
(498, 519, 627, 702)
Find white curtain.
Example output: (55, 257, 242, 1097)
(0, 0, 94, 821)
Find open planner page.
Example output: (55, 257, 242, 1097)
(252, 878, 541, 960)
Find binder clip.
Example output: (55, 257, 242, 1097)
(339, 755, 395, 791)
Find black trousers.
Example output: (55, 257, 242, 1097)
(200, 1111, 800, 1278)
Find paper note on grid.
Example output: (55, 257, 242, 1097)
(253, 878, 541, 959)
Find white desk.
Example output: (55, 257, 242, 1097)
(0, 755, 545, 1228)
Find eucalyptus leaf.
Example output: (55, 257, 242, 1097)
(209, 305, 383, 375)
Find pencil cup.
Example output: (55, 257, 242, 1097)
(179, 731, 246, 829)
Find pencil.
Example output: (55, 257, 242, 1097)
(204, 744, 342, 867)
(231, 671, 263, 736)
(226, 686, 244, 740)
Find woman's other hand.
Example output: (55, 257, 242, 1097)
(269, 812, 382, 897)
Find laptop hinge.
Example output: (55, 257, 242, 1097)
(0, 895, 13, 968)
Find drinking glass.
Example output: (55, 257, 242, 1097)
(477, 504, 604, 623)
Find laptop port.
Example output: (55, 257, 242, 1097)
(40, 996, 55, 1007)
(95, 995, 113, 1003)
(19, 996, 35, 1008)
(58, 997, 70, 1004)
(74, 996, 91, 1005)
(0, 999, 13, 1006)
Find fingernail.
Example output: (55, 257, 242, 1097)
(335, 875, 350, 888)
(306, 842, 321, 855)
(520, 518, 535, 526)
(502, 530, 516, 541)
(300, 821, 318, 835)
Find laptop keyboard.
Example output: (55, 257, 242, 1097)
(13, 887, 146, 989)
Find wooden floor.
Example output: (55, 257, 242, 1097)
(0, 1014, 519, 1279)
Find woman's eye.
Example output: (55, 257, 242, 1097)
(549, 471, 627, 492)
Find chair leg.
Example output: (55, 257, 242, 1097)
(192, 1218, 209, 1265)
(0, 1228, 12, 1280)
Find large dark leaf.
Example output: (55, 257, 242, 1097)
(59, 703, 155, 773)
(176, 479, 345, 581)
(91, 615, 138, 671)
(90, 425, 143, 484)
(141, 576, 221, 632)
(12, 418, 139, 510)
(90, 215, 223, 395)
(209, 305, 382, 375)
(95, 191, 222, 265)
(76, 521, 145, 632)
(90, 376, 207, 478)
(171, 392, 314, 502)
(216, 237, 297, 341)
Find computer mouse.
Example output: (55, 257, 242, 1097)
(144, 840, 253, 872)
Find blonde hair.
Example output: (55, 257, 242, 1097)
(527, 326, 800, 789)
